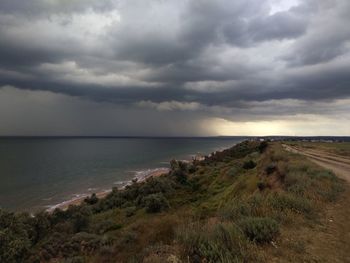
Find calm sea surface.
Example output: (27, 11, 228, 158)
(0, 137, 245, 212)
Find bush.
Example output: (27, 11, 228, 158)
(257, 180, 266, 191)
(265, 163, 276, 175)
(219, 202, 251, 221)
(40, 232, 111, 259)
(171, 168, 187, 184)
(239, 217, 279, 243)
(309, 169, 336, 180)
(139, 177, 175, 196)
(176, 222, 250, 262)
(243, 160, 256, 170)
(284, 167, 344, 202)
(219, 194, 267, 220)
(69, 206, 92, 232)
(143, 193, 170, 213)
(0, 210, 32, 262)
(92, 220, 121, 234)
(227, 166, 239, 177)
(258, 141, 268, 153)
(70, 232, 104, 252)
(119, 231, 138, 246)
(84, 193, 98, 205)
(269, 193, 312, 214)
(170, 160, 188, 184)
(125, 206, 137, 217)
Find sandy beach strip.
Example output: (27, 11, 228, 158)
(47, 167, 170, 212)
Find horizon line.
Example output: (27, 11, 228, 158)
(0, 135, 349, 139)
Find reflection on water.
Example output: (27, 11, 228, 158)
(0, 137, 244, 212)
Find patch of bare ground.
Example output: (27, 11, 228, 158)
(302, 185, 350, 262)
(278, 143, 350, 262)
(265, 185, 350, 262)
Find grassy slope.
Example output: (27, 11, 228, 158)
(1, 141, 349, 262)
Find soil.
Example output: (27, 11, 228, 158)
(281, 143, 350, 262)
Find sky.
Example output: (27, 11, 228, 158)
(0, 0, 349, 136)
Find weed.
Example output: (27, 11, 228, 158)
(269, 192, 312, 215)
(176, 221, 252, 262)
(238, 217, 279, 243)
(142, 193, 170, 213)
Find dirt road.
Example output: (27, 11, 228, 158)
(282, 144, 350, 182)
(283, 143, 350, 262)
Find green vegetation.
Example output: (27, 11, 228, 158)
(242, 160, 256, 170)
(0, 140, 346, 262)
(238, 217, 279, 243)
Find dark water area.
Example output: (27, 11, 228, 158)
(0, 137, 245, 212)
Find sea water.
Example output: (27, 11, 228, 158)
(0, 137, 245, 212)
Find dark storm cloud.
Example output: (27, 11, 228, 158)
(283, 0, 350, 66)
(0, 0, 116, 16)
(0, 0, 350, 135)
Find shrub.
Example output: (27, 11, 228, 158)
(285, 167, 344, 202)
(69, 206, 92, 232)
(219, 202, 251, 220)
(70, 232, 104, 252)
(227, 166, 239, 177)
(219, 194, 267, 220)
(92, 220, 121, 234)
(310, 170, 337, 180)
(188, 164, 197, 173)
(31, 211, 51, 242)
(188, 177, 201, 191)
(243, 160, 256, 170)
(171, 168, 187, 184)
(143, 193, 170, 213)
(84, 193, 98, 205)
(284, 171, 312, 197)
(257, 180, 266, 191)
(170, 160, 188, 184)
(40, 232, 112, 258)
(239, 217, 279, 243)
(139, 177, 175, 196)
(119, 231, 138, 246)
(317, 183, 344, 202)
(0, 210, 32, 262)
(125, 206, 137, 217)
(258, 141, 268, 153)
(265, 163, 276, 175)
(269, 193, 312, 214)
(176, 222, 250, 262)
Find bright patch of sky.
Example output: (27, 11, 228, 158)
(269, 0, 300, 15)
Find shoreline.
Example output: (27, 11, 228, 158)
(46, 167, 170, 212)
(43, 144, 235, 213)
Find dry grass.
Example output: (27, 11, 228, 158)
(3, 141, 349, 263)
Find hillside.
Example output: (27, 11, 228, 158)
(1, 141, 349, 262)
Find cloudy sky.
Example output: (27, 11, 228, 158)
(0, 0, 349, 136)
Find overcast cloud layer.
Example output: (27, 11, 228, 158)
(0, 0, 349, 136)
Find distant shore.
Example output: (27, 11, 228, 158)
(46, 167, 170, 212)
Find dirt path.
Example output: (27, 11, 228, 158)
(282, 144, 350, 182)
(282, 143, 350, 262)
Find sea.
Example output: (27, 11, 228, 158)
(0, 137, 246, 212)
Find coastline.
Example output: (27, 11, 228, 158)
(45, 147, 232, 212)
(46, 167, 170, 212)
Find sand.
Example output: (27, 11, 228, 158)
(47, 167, 170, 212)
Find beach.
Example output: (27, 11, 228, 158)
(47, 167, 170, 212)
(0, 137, 242, 212)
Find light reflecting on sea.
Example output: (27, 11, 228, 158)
(0, 137, 245, 212)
